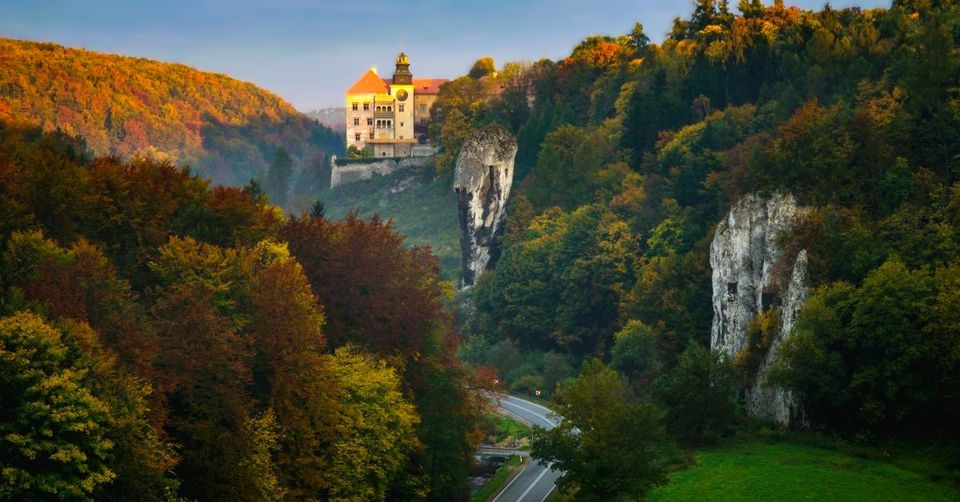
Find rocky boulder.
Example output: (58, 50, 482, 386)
(453, 124, 518, 287)
(710, 192, 809, 425)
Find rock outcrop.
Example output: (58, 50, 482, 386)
(453, 124, 518, 287)
(710, 192, 809, 425)
(330, 155, 433, 188)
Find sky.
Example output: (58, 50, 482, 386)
(1, 0, 891, 110)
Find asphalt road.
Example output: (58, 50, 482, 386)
(492, 395, 562, 502)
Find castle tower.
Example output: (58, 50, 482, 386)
(389, 52, 415, 155)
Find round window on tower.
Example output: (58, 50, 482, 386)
(396, 89, 408, 102)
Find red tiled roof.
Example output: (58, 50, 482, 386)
(347, 69, 389, 95)
(413, 78, 447, 95)
(348, 69, 447, 96)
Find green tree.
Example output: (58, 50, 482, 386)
(310, 198, 325, 219)
(628, 22, 651, 51)
(532, 360, 671, 500)
(654, 343, 738, 444)
(526, 125, 605, 211)
(610, 320, 661, 391)
(773, 259, 941, 433)
(0, 312, 115, 500)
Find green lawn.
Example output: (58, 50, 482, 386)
(648, 441, 960, 501)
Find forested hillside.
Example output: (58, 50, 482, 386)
(0, 125, 479, 501)
(0, 37, 342, 195)
(434, 2, 960, 496)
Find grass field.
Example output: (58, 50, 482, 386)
(482, 413, 533, 448)
(319, 166, 462, 281)
(647, 440, 960, 501)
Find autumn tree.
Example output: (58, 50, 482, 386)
(149, 239, 256, 499)
(433, 107, 472, 175)
(468, 57, 496, 79)
(241, 243, 334, 496)
(316, 346, 419, 501)
(281, 214, 446, 357)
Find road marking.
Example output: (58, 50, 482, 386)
(507, 397, 555, 415)
(516, 462, 553, 501)
(491, 459, 529, 502)
(539, 483, 556, 502)
(500, 400, 556, 427)
(490, 395, 563, 502)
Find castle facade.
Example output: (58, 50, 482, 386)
(345, 53, 447, 157)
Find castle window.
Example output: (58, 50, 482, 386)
(367, 118, 373, 125)
(352, 102, 358, 111)
(420, 104, 427, 113)
(399, 104, 405, 112)
(363, 103, 369, 111)
(354, 132, 360, 141)
(353, 118, 360, 126)
(387, 106, 392, 112)
(400, 122, 404, 127)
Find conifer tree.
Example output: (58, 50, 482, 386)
(264, 147, 293, 208)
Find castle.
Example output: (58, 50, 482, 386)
(345, 53, 447, 157)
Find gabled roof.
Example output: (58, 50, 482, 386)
(347, 69, 389, 95)
(413, 78, 447, 95)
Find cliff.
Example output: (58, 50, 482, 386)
(453, 124, 517, 287)
(710, 192, 808, 425)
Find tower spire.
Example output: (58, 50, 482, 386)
(393, 52, 412, 85)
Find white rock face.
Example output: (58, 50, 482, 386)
(453, 124, 518, 287)
(710, 192, 808, 425)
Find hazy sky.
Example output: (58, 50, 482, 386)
(1, 0, 891, 110)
